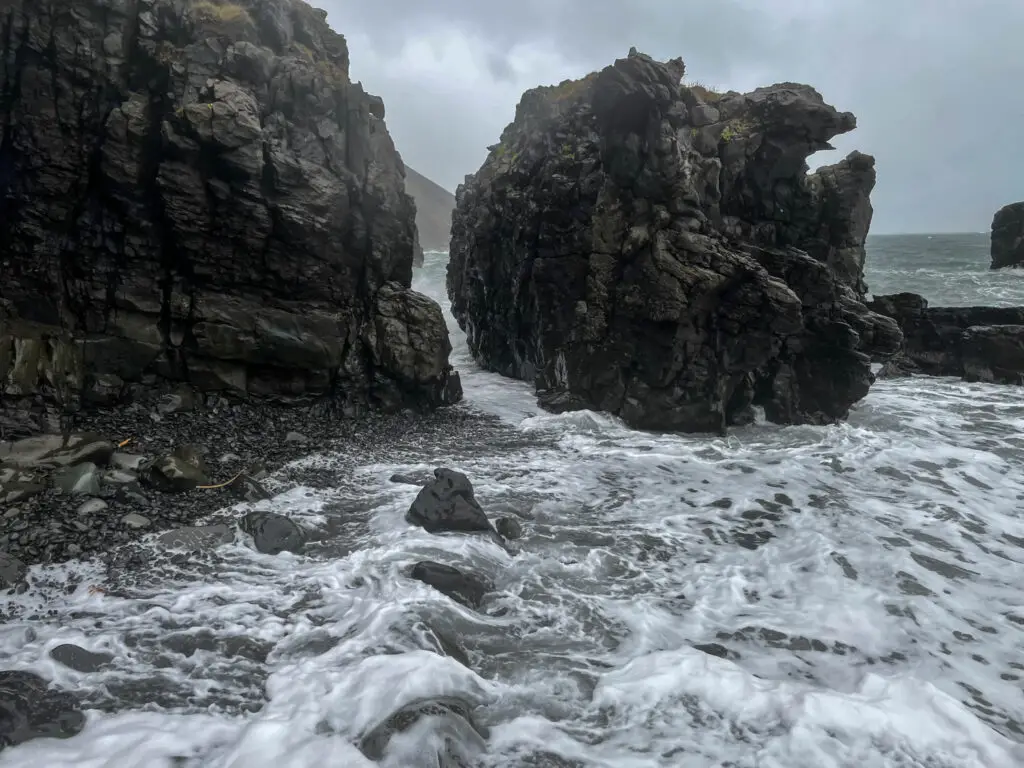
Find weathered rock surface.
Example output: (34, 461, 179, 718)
(868, 293, 1024, 384)
(0, 0, 460, 423)
(991, 202, 1024, 269)
(448, 51, 901, 432)
(359, 696, 488, 767)
(48, 643, 115, 673)
(406, 468, 496, 535)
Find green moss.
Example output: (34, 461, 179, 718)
(720, 119, 754, 143)
(190, 0, 253, 24)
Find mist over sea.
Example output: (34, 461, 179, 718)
(2, 234, 1023, 768)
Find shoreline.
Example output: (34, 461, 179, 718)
(0, 393, 468, 580)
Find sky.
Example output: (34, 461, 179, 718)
(321, 0, 1024, 235)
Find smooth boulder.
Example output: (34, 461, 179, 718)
(240, 511, 305, 555)
(410, 561, 493, 609)
(991, 202, 1024, 269)
(406, 469, 495, 535)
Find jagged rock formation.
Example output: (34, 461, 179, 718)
(405, 166, 456, 265)
(0, 0, 461, 425)
(448, 52, 901, 432)
(991, 202, 1024, 269)
(868, 293, 1024, 384)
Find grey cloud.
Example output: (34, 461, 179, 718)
(326, 0, 1024, 233)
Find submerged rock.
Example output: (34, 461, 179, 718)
(410, 561, 493, 609)
(240, 511, 305, 555)
(494, 517, 523, 540)
(869, 293, 1024, 384)
(48, 644, 115, 673)
(406, 469, 495, 535)
(0, 434, 113, 470)
(359, 696, 489, 767)
(0, 0, 459, 420)
(0, 671, 85, 750)
(448, 51, 901, 432)
(991, 202, 1024, 269)
(157, 524, 235, 551)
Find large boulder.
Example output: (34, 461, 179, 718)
(0, 0, 460, 422)
(991, 202, 1024, 269)
(448, 51, 900, 433)
(868, 292, 1024, 384)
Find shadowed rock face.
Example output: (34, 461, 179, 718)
(448, 51, 900, 433)
(0, 0, 461, 418)
(868, 292, 1024, 384)
(991, 202, 1024, 269)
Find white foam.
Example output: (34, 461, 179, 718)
(2, 251, 1022, 766)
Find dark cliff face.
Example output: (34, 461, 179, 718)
(868, 293, 1024, 384)
(991, 202, 1024, 269)
(448, 52, 900, 433)
(0, 0, 461, 416)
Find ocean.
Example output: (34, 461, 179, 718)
(1, 234, 1023, 767)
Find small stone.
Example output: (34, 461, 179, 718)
(228, 473, 271, 502)
(121, 513, 151, 529)
(77, 498, 108, 516)
(240, 511, 305, 555)
(0, 552, 27, 591)
(284, 431, 308, 444)
(110, 453, 147, 472)
(53, 463, 102, 495)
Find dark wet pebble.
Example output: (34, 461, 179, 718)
(0, 552, 27, 592)
(359, 696, 488, 765)
(410, 561, 493, 609)
(49, 643, 115, 672)
(156, 524, 235, 551)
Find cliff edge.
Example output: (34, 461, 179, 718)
(0, 0, 461, 430)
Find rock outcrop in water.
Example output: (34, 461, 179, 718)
(448, 51, 901, 433)
(991, 202, 1024, 269)
(0, 0, 461, 429)
(868, 293, 1024, 384)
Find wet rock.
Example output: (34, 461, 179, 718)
(448, 52, 903, 432)
(991, 201, 1024, 269)
(406, 468, 495, 535)
(410, 561, 493, 609)
(359, 696, 488, 766)
(390, 472, 430, 485)
(0, 0, 459, 415)
(694, 642, 741, 660)
(121, 513, 151, 529)
(494, 517, 523, 540)
(868, 293, 1024, 384)
(76, 498, 108, 515)
(240, 511, 305, 555)
(147, 445, 209, 492)
(48, 644, 115, 673)
(0, 552, 27, 591)
(103, 469, 138, 484)
(0, 433, 114, 469)
(229, 473, 272, 502)
(0, 671, 85, 749)
(53, 462, 102, 495)
(156, 524, 235, 551)
(155, 387, 197, 415)
(110, 453, 147, 472)
(1, 480, 45, 504)
(284, 431, 308, 444)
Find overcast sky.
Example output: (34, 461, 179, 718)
(321, 0, 1023, 235)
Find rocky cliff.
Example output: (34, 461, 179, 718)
(448, 51, 900, 433)
(405, 166, 456, 262)
(991, 202, 1024, 269)
(0, 0, 461, 427)
(868, 293, 1024, 384)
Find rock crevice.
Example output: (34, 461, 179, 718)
(448, 51, 899, 432)
(1, 0, 461, 422)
